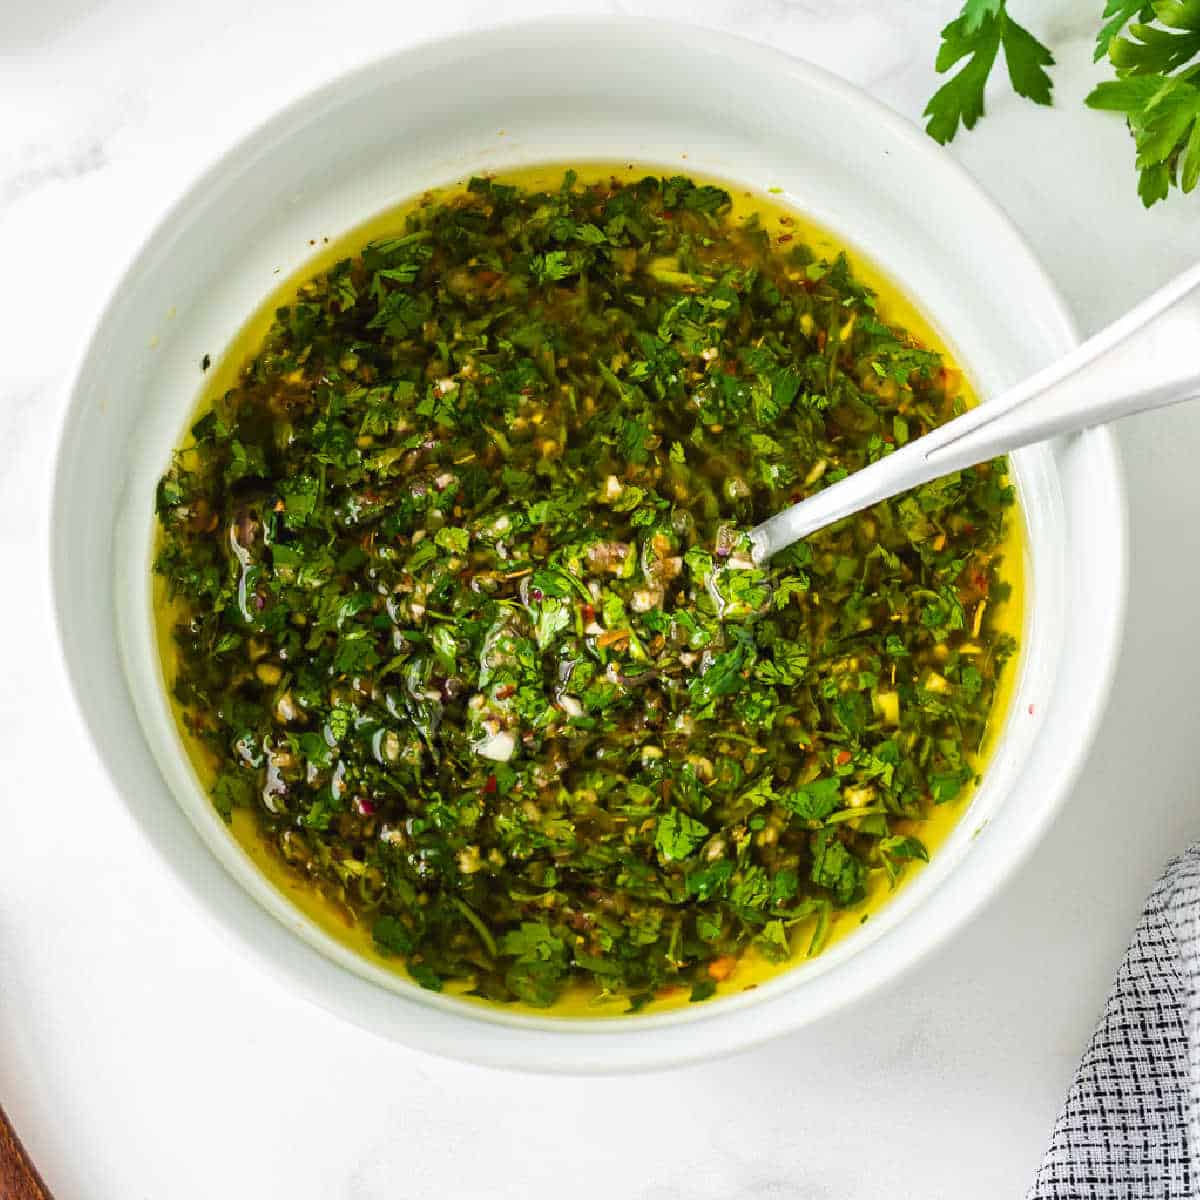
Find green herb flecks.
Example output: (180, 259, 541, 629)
(155, 171, 1017, 1011)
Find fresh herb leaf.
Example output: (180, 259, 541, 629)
(655, 809, 710, 862)
(924, 4, 1054, 145)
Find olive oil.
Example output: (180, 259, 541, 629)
(155, 164, 1024, 1017)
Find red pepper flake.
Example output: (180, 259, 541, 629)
(581, 603, 595, 623)
(835, 750, 852, 766)
(482, 775, 498, 794)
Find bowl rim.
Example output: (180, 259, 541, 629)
(49, 14, 1128, 1072)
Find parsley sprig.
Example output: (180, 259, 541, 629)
(926, 0, 1200, 206)
(924, 0, 1054, 144)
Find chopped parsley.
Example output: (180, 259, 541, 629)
(154, 171, 1017, 1011)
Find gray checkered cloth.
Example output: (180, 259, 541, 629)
(1029, 848, 1200, 1198)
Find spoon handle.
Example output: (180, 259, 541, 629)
(0, 1105, 53, 1200)
(750, 261, 1200, 562)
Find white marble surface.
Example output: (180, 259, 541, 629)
(4, 2, 1200, 1196)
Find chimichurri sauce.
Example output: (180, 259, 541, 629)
(154, 170, 1017, 1012)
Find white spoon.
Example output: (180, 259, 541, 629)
(749, 262, 1200, 563)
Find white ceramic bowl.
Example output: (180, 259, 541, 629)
(51, 18, 1126, 1073)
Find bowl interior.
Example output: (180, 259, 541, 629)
(52, 18, 1124, 1072)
